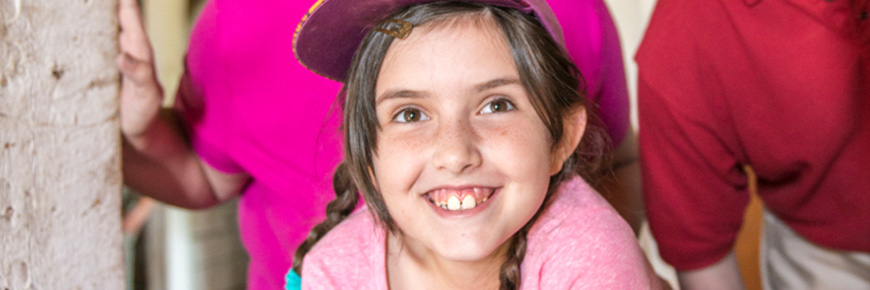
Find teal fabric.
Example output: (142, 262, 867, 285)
(285, 269, 302, 290)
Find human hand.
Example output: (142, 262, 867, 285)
(118, 0, 163, 148)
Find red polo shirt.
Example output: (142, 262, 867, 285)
(636, 0, 870, 270)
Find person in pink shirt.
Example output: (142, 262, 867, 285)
(117, 0, 643, 288)
(288, 0, 661, 288)
(118, 0, 342, 288)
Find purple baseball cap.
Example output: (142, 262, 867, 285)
(293, 0, 565, 81)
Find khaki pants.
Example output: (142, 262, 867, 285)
(761, 210, 870, 289)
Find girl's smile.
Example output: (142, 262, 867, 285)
(424, 186, 496, 211)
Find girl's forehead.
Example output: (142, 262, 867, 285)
(410, 14, 504, 44)
(380, 16, 512, 68)
(376, 18, 518, 95)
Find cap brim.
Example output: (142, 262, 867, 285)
(293, 0, 563, 82)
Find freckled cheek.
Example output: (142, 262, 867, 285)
(377, 130, 430, 159)
(480, 121, 553, 172)
(372, 130, 429, 193)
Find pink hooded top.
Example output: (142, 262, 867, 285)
(176, 0, 629, 288)
(300, 178, 661, 289)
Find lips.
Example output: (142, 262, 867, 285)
(424, 187, 495, 211)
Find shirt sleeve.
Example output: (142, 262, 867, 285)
(172, 1, 244, 174)
(635, 2, 750, 270)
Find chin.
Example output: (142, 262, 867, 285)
(433, 236, 507, 262)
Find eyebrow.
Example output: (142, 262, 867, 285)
(375, 77, 521, 105)
(376, 90, 427, 105)
(473, 77, 521, 93)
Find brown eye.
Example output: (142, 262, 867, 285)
(393, 108, 430, 123)
(481, 98, 516, 114)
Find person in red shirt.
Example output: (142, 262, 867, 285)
(636, 0, 869, 288)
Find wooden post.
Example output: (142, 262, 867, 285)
(0, 0, 124, 288)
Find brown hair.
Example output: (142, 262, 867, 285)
(293, 2, 610, 289)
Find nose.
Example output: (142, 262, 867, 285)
(432, 117, 482, 174)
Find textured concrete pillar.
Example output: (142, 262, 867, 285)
(0, 0, 124, 288)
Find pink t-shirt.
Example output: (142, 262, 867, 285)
(177, 0, 629, 288)
(176, 1, 343, 289)
(300, 177, 660, 289)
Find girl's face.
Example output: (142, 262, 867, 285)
(372, 18, 564, 263)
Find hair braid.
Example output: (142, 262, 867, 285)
(292, 162, 359, 275)
(498, 225, 530, 290)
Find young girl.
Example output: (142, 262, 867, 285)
(289, 0, 660, 288)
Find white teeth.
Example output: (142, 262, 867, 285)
(461, 195, 476, 210)
(447, 196, 461, 211)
